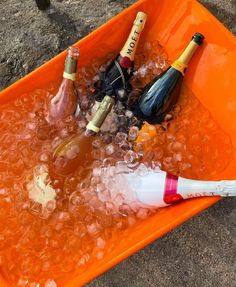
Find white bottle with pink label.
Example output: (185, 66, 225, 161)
(100, 163, 236, 209)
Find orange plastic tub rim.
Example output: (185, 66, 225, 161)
(0, 0, 236, 286)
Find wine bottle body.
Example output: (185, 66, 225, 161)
(135, 67, 183, 124)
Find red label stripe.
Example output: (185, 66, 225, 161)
(163, 173, 183, 205)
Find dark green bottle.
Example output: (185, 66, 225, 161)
(133, 33, 204, 124)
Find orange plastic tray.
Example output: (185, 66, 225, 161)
(0, 0, 236, 286)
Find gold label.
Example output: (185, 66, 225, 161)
(120, 12, 147, 60)
(123, 30, 141, 57)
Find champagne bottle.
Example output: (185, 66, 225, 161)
(133, 33, 204, 125)
(51, 12, 147, 176)
(47, 46, 80, 124)
(100, 164, 236, 209)
(52, 96, 115, 175)
(94, 11, 147, 103)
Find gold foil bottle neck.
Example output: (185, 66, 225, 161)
(63, 46, 79, 81)
(120, 11, 147, 60)
(171, 35, 204, 75)
(86, 96, 115, 133)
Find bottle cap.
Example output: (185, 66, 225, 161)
(68, 46, 79, 58)
(192, 32, 205, 45)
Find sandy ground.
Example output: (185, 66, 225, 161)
(0, 0, 236, 286)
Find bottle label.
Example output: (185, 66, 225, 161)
(120, 29, 141, 58)
(163, 173, 183, 204)
(120, 12, 147, 61)
(186, 192, 216, 199)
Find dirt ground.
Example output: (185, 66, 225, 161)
(0, 0, 236, 286)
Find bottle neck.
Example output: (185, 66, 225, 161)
(178, 177, 236, 199)
(63, 47, 79, 81)
(171, 40, 200, 75)
(119, 12, 147, 62)
(86, 96, 115, 134)
(177, 177, 218, 199)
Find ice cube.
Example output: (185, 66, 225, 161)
(0, 188, 7, 195)
(97, 190, 110, 203)
(39, 152, 50, 162)
(17, 278, 29, 287)
(115, 161, 132, 174)
(136, 208, 149, 219)
(26, 122, 37, 130)
(66, 144, 80, 159)
(93, 167, 102, 177)
(69, 191, 82, 206)
(57, 211, 71, 222)
(124, 150, 139, 168)
(96, 237, 106, 249)
(78, 119, 87, 129)
(174, 153, 182, 162)
(45, 279, 57, 287)
(77, 254, 90, 266)
(87, 223, 100, 235)
(105, 144, 115, 156)
(128, 126, 139, 142)
(128, 216, 137, 226)
(28, 170, 56, 208)
(28, 282, 40, 287)
(125, 110, 133, 119)
(45, 200, 56, 213)
(92, 139, 102, 149)
(96, 251, 104, 260)
(114, 132, 127, 145)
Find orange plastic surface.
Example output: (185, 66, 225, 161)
(0, 0, 236, 286)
